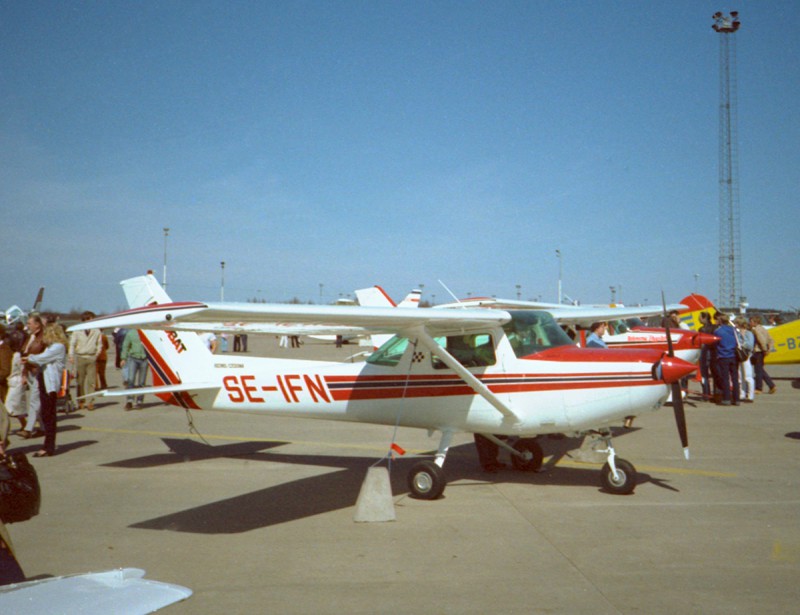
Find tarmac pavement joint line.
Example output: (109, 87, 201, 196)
(493, 479, 625, 615)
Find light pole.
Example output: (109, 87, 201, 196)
(555, 249, 562, 304)
(220, 261, 225, 301)
(319, 283, 323, 304)
(516, 284, 521, 301)
(610, 286, 616, 303)
(694, 273, 700, 294)
(163, 227, 170, 290)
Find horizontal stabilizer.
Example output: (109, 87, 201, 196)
(79, 382, 219, 400)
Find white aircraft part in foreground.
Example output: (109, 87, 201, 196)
(0, 568, 191, 614)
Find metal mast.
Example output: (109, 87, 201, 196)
(712, 11, 742, 309)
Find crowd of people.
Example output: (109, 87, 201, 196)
(698, 312, 777, 406)
(0, 312, 150, 459)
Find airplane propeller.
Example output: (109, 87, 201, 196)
(662, 292, 690, 460)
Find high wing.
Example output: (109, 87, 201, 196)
(68, 301, 510, 337)
(543, 305, 685, 327)
(435, 297, 685, 327)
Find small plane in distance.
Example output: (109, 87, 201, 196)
(71, 274, 697, 498)
(3, 287, 45, 326)
(306, 286, 420, 347)
(355, 285, 421, 350)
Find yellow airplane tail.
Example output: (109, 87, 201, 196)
(678, 294, 717, 331)
(679, 293, 799, 364)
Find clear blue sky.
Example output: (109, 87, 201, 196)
(2, 1, 798, 314)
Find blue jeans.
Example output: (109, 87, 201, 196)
(124, 357, 148, 405)
(717, 357, 740, 403)
(751, 352, 775, 391)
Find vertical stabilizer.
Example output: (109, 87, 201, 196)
(355, 286, 396, 308)
(122, 274, 173, 308)
(678, 294, 717, 331)
(398, 289, 421, 308)
(32, 287, 45, 313)
(355, 285, 420, 350)
(120, 274, 216, 408)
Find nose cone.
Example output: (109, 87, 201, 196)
(693, 332, 720, 348)
(659, 355, 698, 384)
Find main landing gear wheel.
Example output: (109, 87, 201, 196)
(600, 458, 637, 495)
(408, 461, 446, 500)
(510, 439, 543, 472)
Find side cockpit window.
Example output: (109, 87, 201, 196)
(432, 333, 496, 369)
(367, 336, 409, 367)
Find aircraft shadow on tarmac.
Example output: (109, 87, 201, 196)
(99, 430, 676, 534)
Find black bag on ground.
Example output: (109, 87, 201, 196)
(0, 453, 41, 524)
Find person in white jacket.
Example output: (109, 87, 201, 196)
(23, 324, 67, 457)
(68, 311, 102, 410)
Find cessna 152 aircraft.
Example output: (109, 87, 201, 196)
(70, 275, 697, 498)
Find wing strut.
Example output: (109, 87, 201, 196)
(410, 326, 519, 421)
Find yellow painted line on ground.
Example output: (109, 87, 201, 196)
(79, 427, 736, 477)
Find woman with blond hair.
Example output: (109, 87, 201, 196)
(22, 324, 67, 457)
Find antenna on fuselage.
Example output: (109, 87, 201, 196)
(437, 280, 463, 307)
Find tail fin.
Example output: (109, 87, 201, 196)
(355, 285, 396, 307)
(121, 273, 173, 308)
(120, 274, 216, 409)
(32, 287, 44, 313)
(355, 286, 421, 309)
(679, 294, 717, 331)
(398, 289, 421, 308)
(354, 285, 420, 350)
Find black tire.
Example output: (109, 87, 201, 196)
(510, 439, 543, 472)
(600, 458, 637, 495)
(407, 461, 446, 500)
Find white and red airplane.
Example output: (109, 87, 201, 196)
(71, 275, 697, 498)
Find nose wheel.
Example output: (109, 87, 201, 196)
(592, 430, 637, 495)
(600, 458, 637, 495)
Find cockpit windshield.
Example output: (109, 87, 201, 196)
(367, 310, 574, 366)
(503, 310, 574, 358)
(607, 317, 646, 334)
(367, 335, 409, 367)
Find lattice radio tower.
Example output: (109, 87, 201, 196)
(712, 11, 742, 309)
